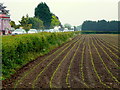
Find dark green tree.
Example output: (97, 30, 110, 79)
(35, 2, 52, 29)
(82, 20, 119, 31)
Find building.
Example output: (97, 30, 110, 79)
(0, 3, 11, 35)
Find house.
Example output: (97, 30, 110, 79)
(0, 3, 11, 35)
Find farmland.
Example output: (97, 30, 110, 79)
(3, 34, 120, 88)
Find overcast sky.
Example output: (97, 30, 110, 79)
(1, 0, 119, 26)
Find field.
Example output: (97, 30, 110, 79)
(2, 32, 79, 79)
(3, 34, 120, 88)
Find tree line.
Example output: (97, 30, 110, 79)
(82, 20, 120, 31)
(10, 2, 61, 31)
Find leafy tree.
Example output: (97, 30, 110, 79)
(10, 21, 21, 29)
(15, 24, 21, 29)
(10, 21, 16, 29)
(19, 15, 32, 32)
(28, 17, 44, 29)
(50, 14, 61, 29)
(35, 2, 52, 29)
(64, 23, 72, 30)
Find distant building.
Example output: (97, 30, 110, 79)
(0, 3, 11, 35)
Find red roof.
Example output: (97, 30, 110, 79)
(0, 14, 10, 18)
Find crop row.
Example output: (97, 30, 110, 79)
(91, 35, 119, 67)
(90, 35, 120, 87)
(49, 36, 83, 88)
(65, 37, 85, 88)
(79, 41, 89, 88)
(96, 36, 120, 60)
(33, 35, 81, 88)
(14, 33, 81, 88)
(88, 37, 110, 88)
(14, 35, 72, 88)
(96, 34, 118, 45)
(94, 35, 119, 52)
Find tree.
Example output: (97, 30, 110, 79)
(50, 14, 61, 29)
(74, 26, 77, 31)
(76, 25, 82, 31)
(15, 24, 21, 29)
(19, 15, 32, 32)
(28, 17, 44, 29)
(64, 23, 72, 30)
(35, 2, 52, 29)
(81, 20, 119, 31)
(10, 21, 16, 29)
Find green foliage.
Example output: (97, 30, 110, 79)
(64, 23, 72, 30)
(50, 14, 61, 29)
(15, 24, 21, 29)
(80, 31, 120, 34)
(2, 31, 80, 79)
(82, 20, 119, 31)
(10, 21, 21, 29)
(34, 2, 61, 29)
(28, 17, 44, 29)
(10, 21, 16, 29)
(76, 25, 82, 31)
(35, 2, 52, 29)
(19, 15, 32, 32)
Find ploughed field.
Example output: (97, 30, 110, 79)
(3, 34, 120, 88)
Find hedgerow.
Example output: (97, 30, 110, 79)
(2, 31, 80, 79)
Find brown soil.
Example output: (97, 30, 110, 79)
(2, 34, 120, 89)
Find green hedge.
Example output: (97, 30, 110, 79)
(2, 31, 80, 79)
(80, 31, 120, 34)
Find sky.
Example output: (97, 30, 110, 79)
(1, 0, 119, 26)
